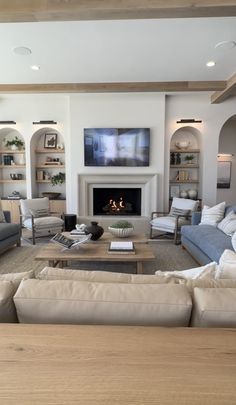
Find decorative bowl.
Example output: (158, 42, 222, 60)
(10, 173, 22, 180)
(108, 226, 134, 238)
(175, 141, 190, 150)
(41, 192, 61, 200)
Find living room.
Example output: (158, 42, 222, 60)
(0, 2, 236, 403)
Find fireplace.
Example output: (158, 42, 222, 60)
(93, 188, 141, 216)
(78, 174, 158, 217)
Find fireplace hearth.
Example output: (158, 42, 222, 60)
(93, 188, 141, 216)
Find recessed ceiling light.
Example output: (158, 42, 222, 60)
(13, 46, 32, 55)
(215, 40, 236, 50)
(206, 61, 216, 67)
(31, 65, 40, 71)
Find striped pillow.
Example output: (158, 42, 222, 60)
(217, 211, 236, 236)
(169, 207, 190, 217)
(200, 202, 225, 227)
(29, 208, 49, 218)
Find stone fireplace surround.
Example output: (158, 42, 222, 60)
(78, 174, 158, 233)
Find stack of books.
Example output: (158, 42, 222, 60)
(108, 241, 135, 254)
(176, 170, 189, 181)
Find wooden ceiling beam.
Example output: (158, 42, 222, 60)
(0, 1, 236, 22)
(211, 73, 236, 103)
(0, 81, 226, 94)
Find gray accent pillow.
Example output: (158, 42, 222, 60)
(29, 208, 49, 218)
(169, 207, 190, 217)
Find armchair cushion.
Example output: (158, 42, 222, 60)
(23, 216, 63, 230)
(151, 215, 189, 232)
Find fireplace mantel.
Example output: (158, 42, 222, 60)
(78, 174, 158, 217)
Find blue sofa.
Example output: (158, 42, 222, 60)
(0, 211, 21, 255)
(181, 205, 236, 265)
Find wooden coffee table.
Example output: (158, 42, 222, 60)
(35, 242, 155, 274)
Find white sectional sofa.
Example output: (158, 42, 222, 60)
(1, 253, 236, 327)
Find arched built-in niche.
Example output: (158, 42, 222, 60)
(216, 115, 236, 205)
(0, 127, 26, 199)
(30, 127, 65, 199)
(169, 126, 202, 201)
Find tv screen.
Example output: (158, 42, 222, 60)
(84, 128, 150, 167)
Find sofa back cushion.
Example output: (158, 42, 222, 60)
(14, 279, 192, 326)
(191, 287, 236, 327)
(37, 267, 178, 284)
(0, 281, 18, 322)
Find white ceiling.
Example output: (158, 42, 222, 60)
(0, 16, 236, 84)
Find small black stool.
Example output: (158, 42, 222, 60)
(63, 214, 77, 232)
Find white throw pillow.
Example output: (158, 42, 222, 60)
(155, 262, 217, 280)
(232, 231, 236, 252)
(171, 197, 199, 212)
(216, 249, 236, 279)
(217, 211, 236, 236)
(200, 201, 226, 227)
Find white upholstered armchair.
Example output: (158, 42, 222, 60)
(150, 197, 199, 244)
(20, 197, 64, 244)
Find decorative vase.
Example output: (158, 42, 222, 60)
(180, 190, 188, 198)
(11, 144, 18, 151)
(188, 189, 197, 199)
(84, 221, 104, 241)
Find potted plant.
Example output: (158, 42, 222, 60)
(51, 172, 65, 186)
(4, 136, 24, 150)
(184, 154, 195, 164)
(108, 220, 134, 238)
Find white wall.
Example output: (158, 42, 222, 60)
(217, 117, 236, 205)
(68, 93, 166, 214)
(166, 94, 236, 207)
(0, 94, 69, 199)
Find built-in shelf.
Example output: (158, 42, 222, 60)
(0, 164, 26, 168)
(0, 149, 25, 154)
(0, 180, 26, 183)
(170, 164, 199, 168)
(170, 180, 199, 184)
(36, 165, 65, 169)
(35, 149, 64, 153)
(170, 149, 200, 153)
(36, 180, 51, 183)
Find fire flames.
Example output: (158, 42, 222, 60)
(103, 196, 132, 214)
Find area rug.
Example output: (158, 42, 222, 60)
(0, 240, 198, 275)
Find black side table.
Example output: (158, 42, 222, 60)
(63, 214, 77, 232)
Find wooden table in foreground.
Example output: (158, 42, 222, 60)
(35, 242, 155, 273)
(0, 325, 235, 405)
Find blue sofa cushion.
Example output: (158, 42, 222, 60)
(0, 223, 20, 242)
(181, 224, 233, 263)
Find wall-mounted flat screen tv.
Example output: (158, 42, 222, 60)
(84, 128, 150, 166)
